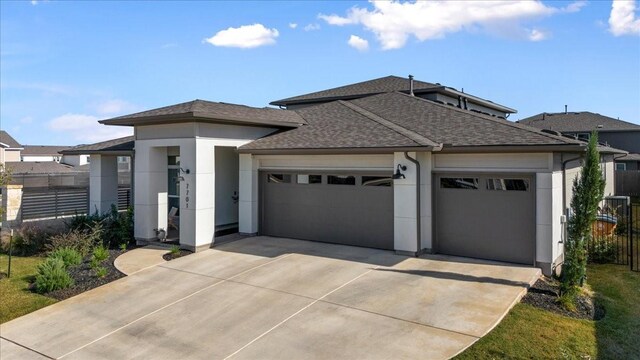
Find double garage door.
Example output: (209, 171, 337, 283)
(435, 173, 535, 265)
(260, 171, 394, 250)
(260, 170, 535, 265)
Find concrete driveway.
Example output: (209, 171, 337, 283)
(1, 236, 540, 360)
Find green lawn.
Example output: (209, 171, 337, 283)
(0, 254, 57, 324)
(456, 264, 640, 359)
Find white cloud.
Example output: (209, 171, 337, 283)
(562, 0, 587, 13)
(204, 23, 279, 48)
(609, 0, 640, 36)
(528, 28, 548, 41)
(304, 23, 321, 31)
(160, 43, 178, 49)
(348, 35, 369, 51)
(319, 1, 582, 49)
(48, 113, 133, 143)
(19, 116, 33, 124)
(94, 99, 139, 115)
(289, 23, 298, 29)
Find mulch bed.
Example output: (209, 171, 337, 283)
(522, 276, 605, 321)
(44, 249, 127, 300)
(162, 249, 192, 261)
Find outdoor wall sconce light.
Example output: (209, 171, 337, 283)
(180, 167, 190, 174)
(393, 164, 407, 179)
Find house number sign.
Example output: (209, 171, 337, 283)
(185, 183, 190, 208)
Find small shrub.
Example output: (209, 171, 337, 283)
(557, 291, 578, 312)
(65, 211, 103, 232)
(102, 205, 134, 248)
(92, 245, 109, 263)
(3, 225, 50, 256)
(169, 245, 180, 255)
(49, 247, 82, 268)
(119, 243, 127, 252)
(588, 236, 616, 263)
(95, 266, 108, 278)
(47, 224, 102, 257)
(33, 258, 74, 293)
(90, 258, 100, 269)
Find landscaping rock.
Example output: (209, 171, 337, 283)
(522, 277, 605, 321)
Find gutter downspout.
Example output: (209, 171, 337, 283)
(404, 151, 421, 256)
(554, 153, 583, 275)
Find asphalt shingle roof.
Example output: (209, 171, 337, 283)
(241, 92, 584, 152)
(617, 153, 640, 162)
(350, 92, 579, 147)
(518, 112, 640, 132)
(5, 161, 85, 174)
(100, 100, 305, 127)
(62, 136, 134, 154)
(0, 131, 22, 148)
(270, 76, 439, 106)
(240, 100, 428, 151)
(22, 145, 70, 156)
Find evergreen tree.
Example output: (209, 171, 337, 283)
(561, 131, 605, 295)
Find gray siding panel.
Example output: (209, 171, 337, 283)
(599, 131, 640, 153)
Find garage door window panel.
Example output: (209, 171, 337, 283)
(297, 174, 322, 184)
(486, 178, 529, 191)
(328, 175, 356, 185)
(268, 174, 292, 184)
(362, 176, 393, 187)
(440, 177, 479, 190)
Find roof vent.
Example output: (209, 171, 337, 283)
(408, 75, 414, 96)
(564, 105, 567, 114)
(597, 124, 603, 129)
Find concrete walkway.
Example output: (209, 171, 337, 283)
(113, 245, 169, 275)
(1, 236, 540, 360)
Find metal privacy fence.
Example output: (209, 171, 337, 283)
(587, 196, 639, 272)
(22, 188, 89, 220)
(10, 172, 89, 188)
(21, 187, 132, 221)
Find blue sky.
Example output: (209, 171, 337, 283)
(1, 0, 639, 145)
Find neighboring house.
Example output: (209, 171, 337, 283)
(21, 145, 69, 163)
(518, 111, 640, 170)
(0, 130, 24, 165)
(83, 75, 624, 276)
(4, 161, 84, 174)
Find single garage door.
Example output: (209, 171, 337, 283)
(261, 171, 394, 249)
(435, 173, 535, 265)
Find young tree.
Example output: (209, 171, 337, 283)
(561, 131, 605, 296)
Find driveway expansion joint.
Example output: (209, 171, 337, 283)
(223, 266, 380, 359)
(1, 336, 56, 360)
